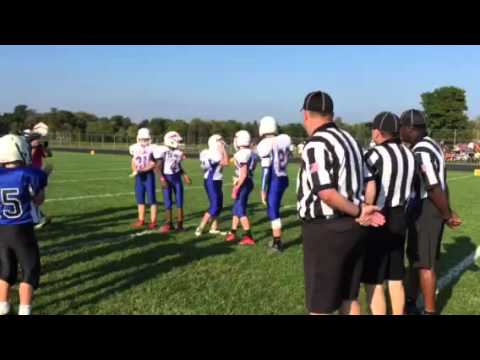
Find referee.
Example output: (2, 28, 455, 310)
(361, 112, 415, 315)
(297, 91, 385, 315)
(400, 109, 462, 315)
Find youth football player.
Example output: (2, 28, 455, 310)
(256, 116, 292, 252)
(155, 131, 191, 234)
(129, 128, 158, 229)
(195, 134, 229, 237)
(0, 134, 48, 315)
(225, 130, 257, 245)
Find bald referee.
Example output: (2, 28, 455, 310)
(400, 109, 462, 315)
(362, 112, 415, 315)
(297, 91, 385, 315)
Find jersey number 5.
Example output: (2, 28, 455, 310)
(1, 188, 23, 219)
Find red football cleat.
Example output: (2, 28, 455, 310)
(225, 232, 237, 242)
(130, 220, 145, 229)
(239, 235, 256, 246)
(160, 223, 173, 234)
(147, 223, 157, 230)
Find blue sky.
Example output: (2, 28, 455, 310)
(1, 45, 479, 124)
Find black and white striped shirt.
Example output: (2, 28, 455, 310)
(364, 138, 416, 209)
(412, 136, 446, 200)
(296, 122, 365, 220)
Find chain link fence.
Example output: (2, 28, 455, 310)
(49, 129, 480, 162)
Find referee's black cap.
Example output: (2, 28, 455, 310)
(301, 91, 334, 114)
(400, 109, 426, 127)
(368, 112, 400, 133)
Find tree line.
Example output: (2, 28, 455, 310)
(1, 86, 477, 145)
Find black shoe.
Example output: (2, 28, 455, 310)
(268, 240, 284, 254)
(421, 310, 438, 315)
(405, 300, 421, 315)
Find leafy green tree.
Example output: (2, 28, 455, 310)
(421, 86, 469, 130)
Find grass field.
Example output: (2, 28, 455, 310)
(20, 151, 480, 314)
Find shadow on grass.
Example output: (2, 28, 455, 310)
(253, 209, 300, 243)
(437, 236, 480, 314)
(36, 235, 234, 314)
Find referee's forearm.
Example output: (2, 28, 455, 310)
(427, 186, 451, 220)
(364, 180, 376, 205)
(318, 189, 359, 217)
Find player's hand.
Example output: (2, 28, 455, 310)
(261, 191, 267, 206)
(356, 204, 386, 227)
(231, 186, 239, 200)
(160, 177, 168, 189)
(43, 164, 54, 176)
(129, 171, 138, 178)
(446, 211, 462, 229)
(183, 175, 192, 185)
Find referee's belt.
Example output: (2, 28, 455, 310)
(300, 214, 347, 223)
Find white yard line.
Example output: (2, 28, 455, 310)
(417, 246, 480, 309)
(54, 168, 128, 174)
(51, 177, 130, 184)
(45, 173, 473, 203)
(45, 183, 233, 203)
(447, 175, 474, 182)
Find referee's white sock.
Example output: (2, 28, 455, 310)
(0, 302, 10, 315)
(18, 305, 32, 316)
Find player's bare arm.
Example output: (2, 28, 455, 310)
(232, 164, 247, 200)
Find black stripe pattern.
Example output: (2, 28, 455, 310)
(364, 139, 416, 209)
(412, 136, 446, 200)
(296, 123, 364, 219)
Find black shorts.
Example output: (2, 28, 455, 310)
(0, 224, 41, 289)
(302, 217, 367, 314)
(407, 199, 445, 270)
(362, 206, 407, 284)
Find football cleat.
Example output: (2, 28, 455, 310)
(147, 223, 157, 230)
(130, 220, 145, 229)
(160, 223, 173, 234)
(225, 232, 237, 242)
(195, 227, 203, 237)
(267, 240, 284, 253)
(239, 235, 256, 246)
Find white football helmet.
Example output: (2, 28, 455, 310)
(259, 116, 278, 137)
(164, 131, 183, 149)
(233, 130, 251, 151)
(0, 134, 32, 165)
(137, 128, 152, 147)
(297, 142, 305, 156)
(208, 134, 225, 152)
(33, 122, 49, 137)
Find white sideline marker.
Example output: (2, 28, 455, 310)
(45, 183, 233, 203)
(416, 246, 480, 309)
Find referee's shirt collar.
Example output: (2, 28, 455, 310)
(379, 137, 401, 146)
(309, 121, 337, 139)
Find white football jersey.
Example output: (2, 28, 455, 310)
(234, 148, 257, 178)
(257, 134, 291, 177)
(129, 143, 155, 171)
(199, 149, 223, 181)
(154, 145, 184, 175)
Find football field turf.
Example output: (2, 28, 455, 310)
(28, 151, 480, 314)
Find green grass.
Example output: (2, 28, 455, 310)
(20, 151, 480, 314)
